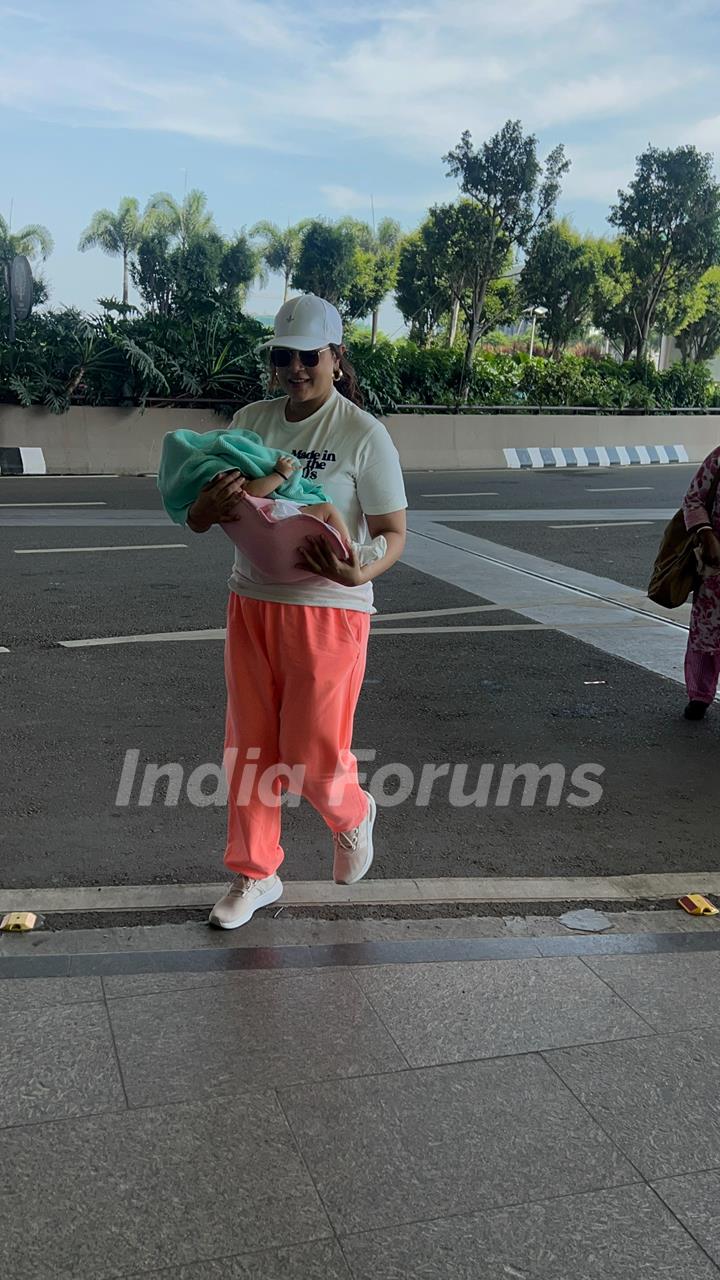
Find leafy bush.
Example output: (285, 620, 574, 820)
(1, 305, 717, 414)
(348, 337, 402, 413)
(656, 361, 714, 409)
(0, 308, 267, 413)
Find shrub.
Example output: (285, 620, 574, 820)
(1, 305, 717, 413)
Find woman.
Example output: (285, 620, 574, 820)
(187, 294, 407, 928)
(683, 446, 720, 719)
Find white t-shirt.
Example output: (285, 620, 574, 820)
(226, 389, 407, 613)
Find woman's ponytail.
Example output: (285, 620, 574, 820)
(331, 346, 364, 408)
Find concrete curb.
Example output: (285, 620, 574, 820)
(4, 872, 720, 914)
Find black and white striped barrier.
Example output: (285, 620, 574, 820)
(0, 447, 46, 475)
(504, 444, 689, 469)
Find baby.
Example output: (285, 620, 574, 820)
(158, 426, 386, 571)
(242, 454, 354, 546)
(238, 454, 386, 567)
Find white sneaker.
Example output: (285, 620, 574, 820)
(209, 873, 283, 929)
(332, 791, 377, 885)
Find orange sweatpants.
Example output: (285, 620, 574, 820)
(223, 593, 371, 878)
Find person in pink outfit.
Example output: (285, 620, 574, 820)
(682, 446, 720, 719)
(186, 295, 407, 928)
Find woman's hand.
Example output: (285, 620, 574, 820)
(297, 535, 367, 587)
(188, 471, 248, 530)
(698, 527, 720, 569)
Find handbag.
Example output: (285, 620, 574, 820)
(648, 472, 720, 608)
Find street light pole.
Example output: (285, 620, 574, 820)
(529, 311, 537, 359)
(524, 304, 548, 359)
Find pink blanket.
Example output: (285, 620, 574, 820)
(221, 493, 350, 584)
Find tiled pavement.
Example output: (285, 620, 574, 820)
(5, 926, 720, 1277)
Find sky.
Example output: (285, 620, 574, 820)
(1, 0, 719, 332)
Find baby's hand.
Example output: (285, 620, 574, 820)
(274, 456, 296, 479)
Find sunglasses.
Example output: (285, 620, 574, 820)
(270, 346, 330, 368)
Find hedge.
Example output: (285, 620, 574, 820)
(0, 309, 716, 414)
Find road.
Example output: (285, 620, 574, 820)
(0, 461, 715, 893)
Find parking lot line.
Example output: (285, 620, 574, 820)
(421, 491, 499, 497)
(0, 502, 107, 507)
(550, 521, 657, 529)
(14, 544, 187, 555)
(0, 474, 120, 478)
(54, 616, 675, 648)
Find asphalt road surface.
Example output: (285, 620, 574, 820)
(0, 461, 715, 891)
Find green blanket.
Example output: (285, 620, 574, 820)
(157, 427, 330, 526)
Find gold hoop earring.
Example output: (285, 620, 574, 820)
(333, 368, 342, 382)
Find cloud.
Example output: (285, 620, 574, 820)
(534, 63, 699, 129)
(1, 0, 717, 184)
(687, 114, 720, 153)
(320, 185, 447, 214)
(321, 186, 371, 211)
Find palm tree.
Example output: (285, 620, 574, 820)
(337, 216, 403, 343)
(145, 189, 218, 252)
(251, 220, 309, 303)
(78, 197, 147, 305)
(0, 213, 53, 266)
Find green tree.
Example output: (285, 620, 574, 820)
(144, 188, 218, 251)
(78, 197, 152, 305)
(251, 220, 310, 302)
(520, 220, 600, 357)
(590, 238, 640, 361)
(131, 224, 175, 317)
(676, 267, 720, 364)
(608, 144, 720, 361)
(337, 217, 402, 343)
(443, 119, 568, 399)
(290, 217, 402, 331)
(421, 202, 519, 372)
(131, 228, 256, 318)
(0, 213, 53, 266)
(394, 229, 453, 345)
(291, 220, 357, 310)
(125, 188, 254, 318)
(0, 212, 53, 323)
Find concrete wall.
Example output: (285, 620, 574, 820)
(382, 412, 720, 470)
(1, 403, 719, 473)
(0, 406, 221, 475)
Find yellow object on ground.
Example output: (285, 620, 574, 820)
(0, 911, 42, 932)
(677, 894, 719, 916)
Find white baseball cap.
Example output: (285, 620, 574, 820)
(258, 294, 343, 351)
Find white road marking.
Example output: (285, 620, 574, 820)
(59, 628, 226, 647)
(371, 622, 663, 634)
(0, 474, 120, 479)
(4, 872, 720, 912)
(421, 491, 500, 497)
(407, 507, 675, 523)
(57, 614, 673, 648)
(549, 521, 657, 529)
(375, 599, 632, 622)
(15, 544, 187, 555)
(377, 604, 512, 620)
(0, 647, 9, 653)
(586, 486, 654, 492)
(403, 520, 690, 685)
(0, 502, 107, 508)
